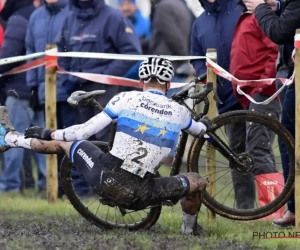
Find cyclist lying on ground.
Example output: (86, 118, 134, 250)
(0, 56, 211, 235)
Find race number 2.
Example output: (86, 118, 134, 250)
(132, 147, 148, 165)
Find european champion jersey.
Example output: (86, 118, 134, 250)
(54, 89, 206, 178)
(104, 90, 196, 177)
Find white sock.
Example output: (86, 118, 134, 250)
(181, 211, 198, 234)
(5, 131, 32, 149)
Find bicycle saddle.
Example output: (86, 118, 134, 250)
(67, 90, 106, 107)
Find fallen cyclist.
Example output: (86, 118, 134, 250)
(0, 56, 211, 235)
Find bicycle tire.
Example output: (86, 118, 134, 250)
(61, 141, 162, 230)
(187, 110, 295, 220)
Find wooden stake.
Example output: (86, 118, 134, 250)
(45, 44, 58, 204)
(206, 48, 217, 223)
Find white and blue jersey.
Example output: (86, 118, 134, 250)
(54, 89, 207, 178)
(104, 90, 205, 177)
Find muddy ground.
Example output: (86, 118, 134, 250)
(0, 211, 273, 250)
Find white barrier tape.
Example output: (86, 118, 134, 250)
(58, 69, 188, 89)
(46, 50, 207, 61)
(0, 48, 295, 106)
(0, 52, 45, 66)
(45, 48, 57, 55)
(206, 52, 217, 60)
(206, 56, 295, 105)
(236, 73, 294, 105)
(295, 34, 300, 48)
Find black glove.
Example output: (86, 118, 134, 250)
(29, 87, 42, 112)
(24, 126, 53, 140)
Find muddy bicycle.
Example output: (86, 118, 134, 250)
(60, 75, 295, 230)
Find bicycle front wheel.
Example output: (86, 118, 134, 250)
(61, 141, 162, 231)
(187, 110, 295, 220)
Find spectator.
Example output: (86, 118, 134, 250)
(229, 0, 282, 212)
(117, 0, 151, 54)
(190, 0, 248, 207)
(56, 0, 142, 143)
(19, 0, 42, 192)
(191, 0, 241, 114)
(149, 0, 194, 88)
(0, 0, 47, 193)
(246, 0, 300, 227)
(26, 0, 90, 197)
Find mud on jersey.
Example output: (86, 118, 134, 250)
(104, 90, 202, 178)
(54, 89, 206, 178)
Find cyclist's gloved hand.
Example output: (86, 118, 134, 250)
(24, 126, 53, 140)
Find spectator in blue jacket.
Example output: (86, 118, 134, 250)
(117, 0, 151, 53)
(117, 0, 150, 91)
(190, 0, 241, 114)
(117, 0, 151, 39)
(26, 0, 91, 197)
(56, 0, 142, 143)
(0, 0, 47, 193)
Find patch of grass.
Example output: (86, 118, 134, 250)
(0, 191, 298, 250)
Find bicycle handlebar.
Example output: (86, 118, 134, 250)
(171, 73, 223, 120)
(171, 73, 207, 100)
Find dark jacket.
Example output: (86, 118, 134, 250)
(230, 1, 278, 108)
(56, 0, 142, 87)
(148, 0, 193, 71)
(190, 0, 241, 113)
(254, 0, 300, 78)
(26, 0, 70, 104)
(0, 0, 35, 99)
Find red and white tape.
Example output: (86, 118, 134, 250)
(295, 33, 300, 49)
(0, 48, 296, 104)
(206, 54, 294, 105)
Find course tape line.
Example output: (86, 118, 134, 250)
(295, 34, 300, 49)
(0, 45, 297, 104)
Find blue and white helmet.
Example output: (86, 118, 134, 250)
(139, 56, 174, 84)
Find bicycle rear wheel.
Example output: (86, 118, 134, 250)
(61, 141, 162, 230)
(187, 110, 295, 220)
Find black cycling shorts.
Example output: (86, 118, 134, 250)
(69, 140, 190, 210)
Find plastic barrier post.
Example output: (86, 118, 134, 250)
(45, 44, 58, 204)
(206, 48, 217, 224)
(295, 29, 300, 231)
